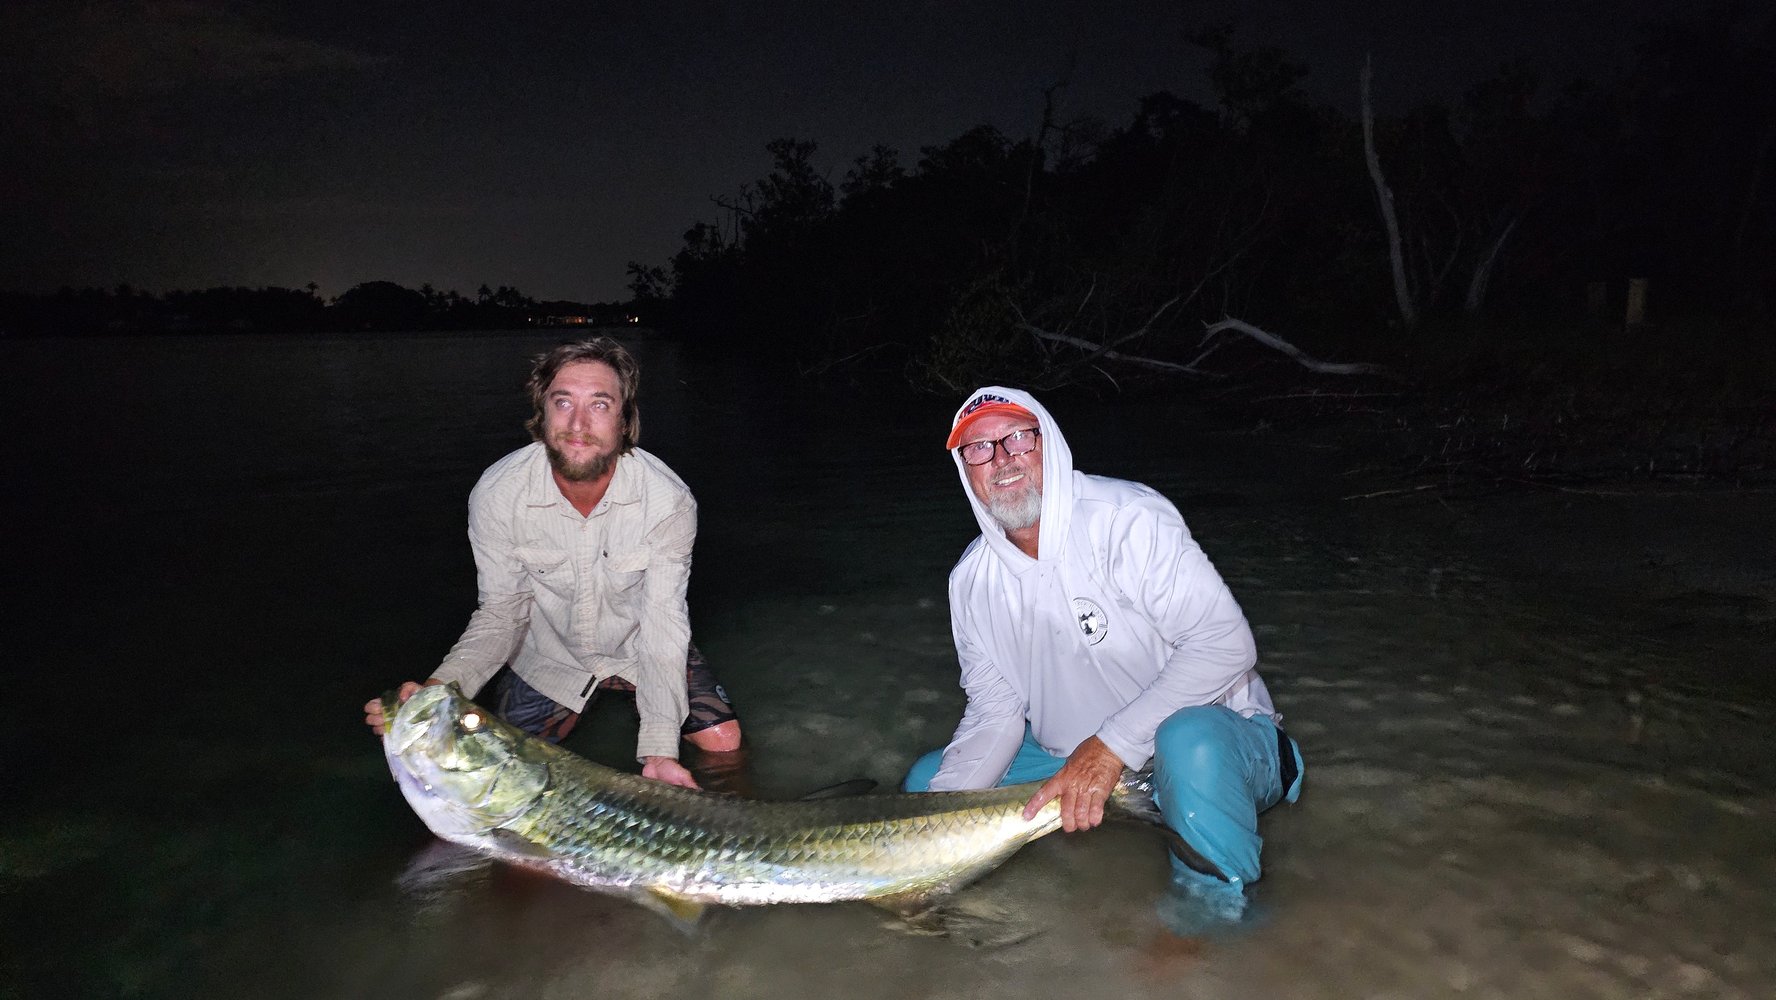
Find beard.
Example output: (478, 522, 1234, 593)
(983, 481, 1042, 532)
(546, 436, 618, 482)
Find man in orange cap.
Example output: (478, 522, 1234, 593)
(906, 386, 1303, 933)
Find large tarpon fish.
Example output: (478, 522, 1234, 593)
(380, 682, 1167, 928)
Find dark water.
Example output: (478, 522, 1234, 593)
(10, 333, 1768, 1000)
(0, 332, 1311, 999)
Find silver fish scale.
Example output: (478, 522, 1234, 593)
(507, 750, 1059, 905)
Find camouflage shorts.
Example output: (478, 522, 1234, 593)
(492, 642, 738, 745)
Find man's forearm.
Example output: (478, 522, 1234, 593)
(928, 704, 1025, 791)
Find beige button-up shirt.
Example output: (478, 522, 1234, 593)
(432, 442, 696, 760)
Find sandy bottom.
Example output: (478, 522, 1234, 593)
(204, 454, 1772, 1000)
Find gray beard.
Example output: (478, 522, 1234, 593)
(984, 484, 1042, 532)
(547, 442, 618, 482)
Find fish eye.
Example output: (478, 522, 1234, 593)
(460, 711, 484, 732)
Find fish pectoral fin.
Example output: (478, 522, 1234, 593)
(641, 887, 711, 931)
(394, 839, 493, 897)
(486, 828, 556, 861)
(868, 889, 944, 921)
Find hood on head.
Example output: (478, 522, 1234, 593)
(947, 386, 1074, 564)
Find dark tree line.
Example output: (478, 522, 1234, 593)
(0, 280, 636, 336)
(631, 10, 1774, 388)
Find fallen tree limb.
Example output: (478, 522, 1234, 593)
(1198, 317, 1388, 375)
(1025, 325, 1206, 374)
(1020, 312, 1385, 379)
(1342, 483, 1440, 501)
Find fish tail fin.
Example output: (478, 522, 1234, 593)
(1107, 767, 1163, 826)
(1109, 767, 1228, 881)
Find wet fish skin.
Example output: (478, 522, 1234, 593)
(381, 683, 1159, 921)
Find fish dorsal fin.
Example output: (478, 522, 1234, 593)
(643, 886, 710, 932)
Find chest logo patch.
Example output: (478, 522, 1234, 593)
(1072, 597, 1109, 645)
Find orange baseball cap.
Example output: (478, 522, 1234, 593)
(946, 392, 1037, 449)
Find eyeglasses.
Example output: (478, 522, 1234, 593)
(957, 427, 1041, 466)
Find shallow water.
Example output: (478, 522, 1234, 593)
(3, 332, 1771, 999)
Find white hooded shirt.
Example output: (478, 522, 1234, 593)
(927, 387, 1277, 791)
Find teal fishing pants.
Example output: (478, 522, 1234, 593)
(902, 706, 1304, 893)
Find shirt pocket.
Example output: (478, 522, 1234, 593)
(514, 545, 574, 598)
(602, 548, 650, 591)
(587, 549, 649, 655)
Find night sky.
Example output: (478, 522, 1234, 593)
(1, 1, 1677, 303)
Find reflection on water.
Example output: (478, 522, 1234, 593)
(4, 332, 1772, 1000)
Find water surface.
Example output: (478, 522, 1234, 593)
(3, 332, 1770, 999)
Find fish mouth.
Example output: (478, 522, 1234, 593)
(384, 684, 452, 756)
(381, 684, 549, 836)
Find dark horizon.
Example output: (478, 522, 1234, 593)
(0, 0, 1708, 303)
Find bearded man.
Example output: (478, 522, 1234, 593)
(903, 387, 1303, 931)
(364, 338, 739, 789)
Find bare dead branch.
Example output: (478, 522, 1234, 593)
(1105, 293, 1182, 349)
(710, 193, 757, 220)
(1019, 291, 1186, 382)
(1342, 484, 1440, 500)
(1061, 274, 1097, 336)
(1025, 325, 1207, 375)
(1362, 55, 1416, 330)
(1465, 216, 1519, 314)
(1200, 317, 1387, 375)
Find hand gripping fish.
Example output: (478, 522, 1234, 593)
(381, 683, 1173, 929)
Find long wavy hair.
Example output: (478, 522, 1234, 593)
(523, 337, 642, 452)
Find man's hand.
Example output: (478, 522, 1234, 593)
(1022, 735, 1126, 832)
(362, 679, 438, 735)
(641, 756, 700, 790)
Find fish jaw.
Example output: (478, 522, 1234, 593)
(382, 683, 549, 841)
